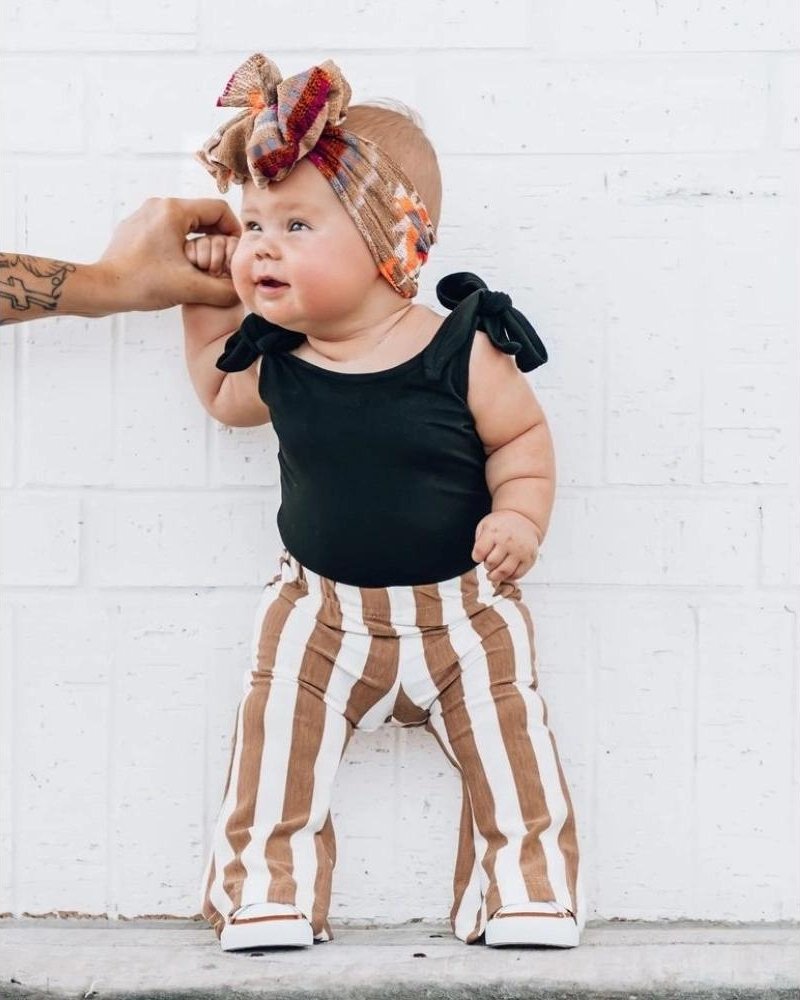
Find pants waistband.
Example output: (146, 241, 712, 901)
(276, 550, 519, 629)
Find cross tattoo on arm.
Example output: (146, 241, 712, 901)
(0, 253, 77, 324)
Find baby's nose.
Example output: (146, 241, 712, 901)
(250, 230, 282, 259)
(254, 240, 280, 260)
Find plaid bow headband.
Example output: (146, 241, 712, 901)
(196, 53, 436, 298)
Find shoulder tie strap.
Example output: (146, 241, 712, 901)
(216, 313, 305, 372)
(423, 272, 547, 380)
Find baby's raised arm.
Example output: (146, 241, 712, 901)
(182, 235, 270, 427)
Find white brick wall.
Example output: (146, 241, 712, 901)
(1, 1, 798, 925)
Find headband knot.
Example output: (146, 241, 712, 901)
(196, 53, 436, 298)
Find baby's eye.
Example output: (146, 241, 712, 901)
(288, 220, 310, 232)
(243, 221, 262, 232)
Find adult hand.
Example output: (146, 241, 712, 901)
(93, 197, 242, 313)
(0, 198, 242, 325)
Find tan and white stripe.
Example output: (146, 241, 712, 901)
(434, 571, 578, 938)
(400, 568, 580, 937)
(201, 553, 581, 943)
(202, 574, 320, 931)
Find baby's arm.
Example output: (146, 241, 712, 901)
(467, 332, 555, 582)
(182, 236, 270, 427)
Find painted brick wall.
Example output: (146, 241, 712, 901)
(1, 1, 798, 924)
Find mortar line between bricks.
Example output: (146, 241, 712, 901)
(0, 484, 792, 497)
(204, 411, 213, 489)
(8, 151, 800, 166)
(764, 54, 786, 151)
(8, 601, 18, 915)
(600, 215, 610, 485)
(105, 594, 120, 921)
(790, 606, 800, 912)
(689, 601, 701, 916)
(5, 147, 794, 161)
(13, 325, 24, 490)
(103, 310, 121, 920)
(110, 311, 121, 508)
(587, 603, 599, 883)
(5, 584, 797, 596)
(4, 45, 800, 55)
(789, 370, 800, 907)
(1, 585, 798, 601)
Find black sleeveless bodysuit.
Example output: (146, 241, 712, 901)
(216, 273, 547, 587)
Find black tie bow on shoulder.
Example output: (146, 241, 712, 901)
(216, 313, 305, 372)
(435, 272, 547, 373)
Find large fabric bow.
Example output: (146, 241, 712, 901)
(197, 53, 350, 191)
(196, 53, 436, 298)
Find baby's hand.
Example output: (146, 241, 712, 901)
(184, 234, 239, 277)
(471, 510, 541, 583)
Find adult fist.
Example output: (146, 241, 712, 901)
(94, 197, 242, 313)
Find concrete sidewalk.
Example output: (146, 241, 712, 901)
(0, 919, 798, 999)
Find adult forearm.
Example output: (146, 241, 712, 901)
(0, 253, 114, 325)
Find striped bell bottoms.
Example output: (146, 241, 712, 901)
(200, 550, 583, 942)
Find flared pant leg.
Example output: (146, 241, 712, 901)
(201, 559, 403, 942)
(405, 572, 582, 943)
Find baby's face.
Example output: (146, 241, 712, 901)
(231, 161, 379, 334)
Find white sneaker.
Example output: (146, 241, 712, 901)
(484, 900, 580, 948)
(220, 902, 314, 951)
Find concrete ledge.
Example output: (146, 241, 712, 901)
(0, 919, 798, 999)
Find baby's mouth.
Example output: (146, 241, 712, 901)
(258, 278, 289, 288)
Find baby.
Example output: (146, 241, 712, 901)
(182, 53, 583, 952)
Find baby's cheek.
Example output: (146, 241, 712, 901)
(229, 252, 251, 303)
(292, 264, 339, 311)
